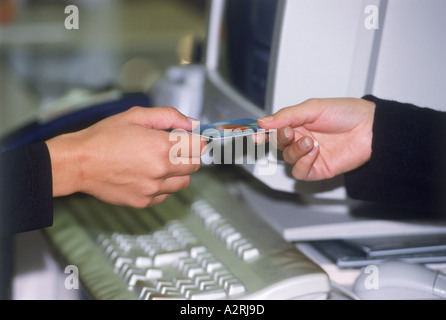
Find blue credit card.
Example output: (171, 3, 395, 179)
(196, 118, 273, 141)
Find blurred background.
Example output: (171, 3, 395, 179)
(0, 0, 207, 300)
(0, 0, 206, 136)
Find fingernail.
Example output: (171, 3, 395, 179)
(280, 127, 290, 140)
(258, 116, 274, 123)
(308, 140, 319, 156)
(188, 117, 199, 129)
(299, 137, 312, 150)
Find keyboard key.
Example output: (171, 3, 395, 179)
(226, 280, 246, 296)
(153, 250, 188, 267)
(203, 213, 221, 227)
(198, 278, 217, 291)
(236, 241, 254, 257)
(128, 274, 148, 287)
(160, 285, 180, 296)
(114, 257, 133, 269)
(177, 257, 195, 274)
(225, 232, 242, 248)
(132, 280, 157, 299)
(135, 256, 153, 268)
(205, 261, 223, 273)
(193, 274, 214, 287)
(213, 270, 231, 286)
(189, 246, 207, 258)
(241, 247, 260, 261)
(118, 263, 133, 278)
(177, 280, 196, 295)
(185, 266, 205, 278)
(196, 252, 213, 265)
(145, 268, 163, 280)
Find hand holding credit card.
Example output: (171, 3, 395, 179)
(193, 118, 275, 141)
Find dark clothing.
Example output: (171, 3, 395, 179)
(0, 141, 53, 235)
(345, 95, 446, 214)
(1, 96, 445, 235)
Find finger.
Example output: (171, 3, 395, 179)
(291, 143, 320, 181)
(257, 100, 320, 130)
(274, 126, 295, 150)
(185, 134, 208, 158)
(127, 106, 196, 131)
(251, 132, 269, 145)
(166, 144, 202, 176)
(168, 131, 207, 159)
(167, 160, 201, 178)
(157, 175, 192, 195)
(282, 136, 315, 164)
(252, 127, 294, 151)
(250, 124, 275, 145)
(148, 194, 171, 206)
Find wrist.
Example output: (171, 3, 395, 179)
(360, 98, 376, 163)
(45, 132, 83, 197)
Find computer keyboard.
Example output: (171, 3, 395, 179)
(46, 167, 330, 300)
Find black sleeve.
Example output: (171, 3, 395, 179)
(344, 96, 446, 214)
(1, 142, 53, 235)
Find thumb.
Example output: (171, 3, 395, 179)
(126, 106, 196, 131)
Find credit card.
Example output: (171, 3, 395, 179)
(196, 118, 273, 141)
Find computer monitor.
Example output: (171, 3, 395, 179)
(199, 0, 446, 240)
(201, 0, 446, 197)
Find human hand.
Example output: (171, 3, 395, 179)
(46, 107, 206, 207)
(258, 98, 375, 181)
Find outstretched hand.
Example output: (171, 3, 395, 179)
(258, 98, 376, 181)
(46, 106, 206, 208)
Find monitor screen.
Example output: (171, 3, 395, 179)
(217, 0, 278, 109)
